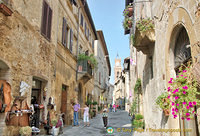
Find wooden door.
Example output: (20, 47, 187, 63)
(61, 85, 68, 125)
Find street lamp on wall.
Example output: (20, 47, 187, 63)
(123, 62, 128, 71)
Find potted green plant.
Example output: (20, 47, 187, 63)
(19, 126, 32, 136)
(132, 114, 144, 129)
(123, 18, 132, 30)
(155, 92, 170, 116)
(78, 54, 98, 69)
(51, 119, 59, 136)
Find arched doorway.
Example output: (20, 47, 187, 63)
(169, 25, 199, 136)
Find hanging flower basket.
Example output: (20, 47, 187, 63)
(123, 18, 133, 30)
(123, 5, 133, 17)
(155, 92, 171, 116)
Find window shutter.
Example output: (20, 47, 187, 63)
(41, 0, 52, 40)
(41, 1, 48, 36)
(47, 7, 52, 40)
(92, 40, 94, 49)
(70, 29, 73, 52)
(62, 17, 67, 47)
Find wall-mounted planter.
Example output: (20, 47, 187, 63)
(163, 109, 170, 116)
(128, 7, 133, 17)
(0, 3, 13, 16)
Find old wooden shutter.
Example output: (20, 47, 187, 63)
(41, 0, 52, 40)
(47, 7, 52, 40)
(62, 18, 67, 47)
(70, 29, 73, 52)
(41, 1, 48, 36)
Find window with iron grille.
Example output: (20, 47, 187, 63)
(41, 0, 52, 41)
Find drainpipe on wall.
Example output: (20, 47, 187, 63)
(75, 6, 81, 82)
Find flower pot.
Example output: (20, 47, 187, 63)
(163, 109, 170, 116)
(0, 3, 13, 16)
(128, 21, 132, 28)
(128, 7, 133, 17)
(52, 126, 59, 136)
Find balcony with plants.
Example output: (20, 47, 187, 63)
(77, 54, 97, 83)
(133, 18, 155, 55)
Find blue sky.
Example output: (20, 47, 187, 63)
(87, 0, 130, 84)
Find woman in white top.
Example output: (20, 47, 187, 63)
(81, 103, 90, 127)
(102, 104, 108, 128)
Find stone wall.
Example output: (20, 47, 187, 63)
(132, 0, 200, 136)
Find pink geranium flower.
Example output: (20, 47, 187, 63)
(181, 117, 184, 120)
(172, 108, 175, 111)
(174, 115, 177, 118)
(193, 101, 196, 105)
(183, 70, 187, 73)
(182, 91, 186, 94)
(168, 95, 170, 99)
(177, 76, 179, 78)
(181, 75, 183, 77)
(189, 105, 193, 108)
(172, 102, 175, 106)
(186, 118, 190, 121)
(175, 96, 179, 100)
(184, 77, 187, 79)
(186, 106, 190, 109)
(183, 102, 186, 105)
(182, 86, 188, 90)
(173, 91, 176, 94)
(186, 113, 190, 116)
(172, 112, 175, 115)
(189, 102, 192, 105)
(168, 81, 172, 84)
(176, 103, 179, 106)
(175, 108, 178, 112)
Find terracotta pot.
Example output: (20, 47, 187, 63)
(0, 3, 13, 16)
(163, 109, 170, 116)
(128, 21, 132, 28)
(128, 7, 133, 17)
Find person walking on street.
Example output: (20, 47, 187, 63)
(71, 100, 80, 126)
(81, 103, 90, 127)
(113, 104, 116, 112)
(102, 104, 108, 128)
(109, 104, 112, 112)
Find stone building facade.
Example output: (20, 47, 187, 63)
(0, 0, 98, 135)
(126, 0, 200, 136)
(94, 30, 111, 105)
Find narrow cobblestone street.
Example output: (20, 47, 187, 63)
(62, 110, 133, 136)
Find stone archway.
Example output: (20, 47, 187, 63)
(168, 24, 198, 136)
